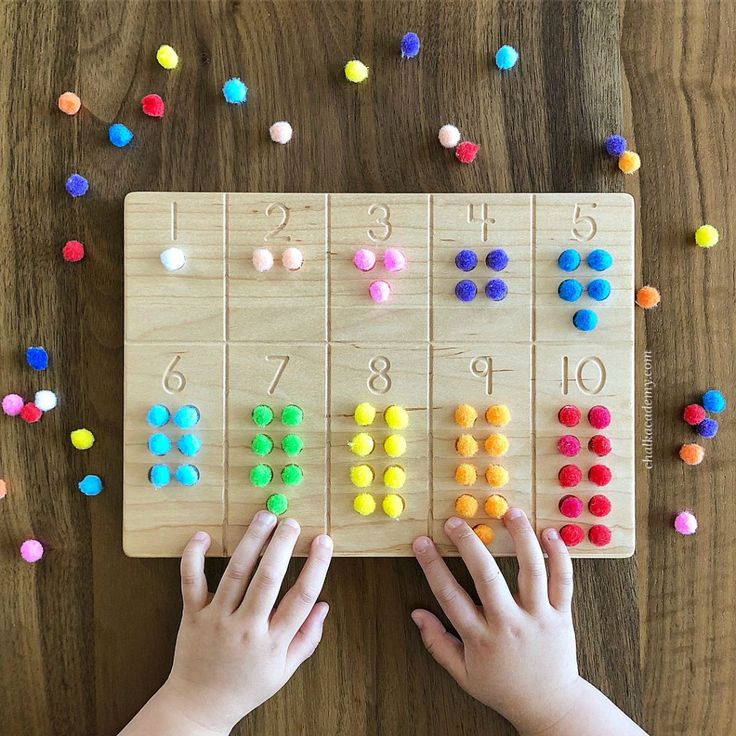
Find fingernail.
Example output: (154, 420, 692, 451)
(413, 536, 431, 552)
(254, 510, 274, 525)
(410, 610, 423, 628)
(545, 528, 559, 540)
(317, 534, 333, 549)
(282, 517, 301, 530)
(194, 531, 209, 541)
(505, 507, 524, 520)
(445, 516, 463, 530)
(319, 604, 330, 621)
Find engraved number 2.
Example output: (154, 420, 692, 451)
(368, 356, 392, 394)
(266, 355, 290, 395)
(163, 354, 186, 394)
(470, 356, 493, 395)
(571, 203, 597, 241)
(264, 202, 290, 242)
(367, 204, 392, 242)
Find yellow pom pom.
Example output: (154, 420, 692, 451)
(70, 428, 95, 450)
(454, 404, 478, 429)
(348, 432, 375, 457)
(485, 404, 511, 427)
(156, 44, 179, 70)
(353, 492, 376, 516)
(455, 494, 478, 518)
(455, 434, 479, 457)
(484, 494, 509, 519)
(382, 493, 404, 518)
(485, 464, 509, 488)
(384, 434, 407, 458)
(695, 224, 719, 248)
(345, 59, 369, 83)
(484, 433, 509, 457)
(384, 404, 409, 430)
(618, 150, 641, 174)
(473, 524, 495, 545)
(350, 464, 374, 488)
(383, 465, 406, 490)
(455, 463, 477, 486)
(354, 402, 376, 426)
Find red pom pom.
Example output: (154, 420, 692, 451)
(588, 405, 611, 429)
(683, 403, 706, 426)
(455, 141, 480, 164)
(559, 524, 585, 547)
(588, 434, 612, 457)
(559, 494, 583, 518)
(589, 524, 612, 547)
(589, 494, 612, 517)
(141, 93, 165, 118)
(558, 404, 581, 427)
(62, 240, 85, 262)
(557, 435, 581, 457)
(588, 464, 612, 487)
(19, 402, 42, 423)
(558, 464, 582, 488)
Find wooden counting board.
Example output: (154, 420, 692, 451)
(124, 192, 635, 558)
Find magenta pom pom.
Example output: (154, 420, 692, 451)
(2, 393, 24, 416)
(20, 539, 44, 562)
(368, 280, 391, 304)
(354, 248, 376, 272)
(383, 247, 406, 272)
(674, 510, 697, 536)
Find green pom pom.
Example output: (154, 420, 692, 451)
(251, 433, 273, 456)
(281, 433, 304, 456)
(252, 404, 274, 427)
(250, 464, 273, 487)
(281, 463, 304, 485)
(266, 493, 289, 515)
(281, 404, 304, 426)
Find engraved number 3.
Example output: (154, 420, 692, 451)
(368, 356, 392, 394)
(367, 204, 392, 242)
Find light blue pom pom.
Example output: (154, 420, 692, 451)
(174, 405, 200, 428)
(148, 433, 172, 456)
(223, 77, 248, 104)
(108, 123, 134, 147)
(147, 404, 170, 427)
(176, 464, 200, 486)
(149, 464, 171, 488)
(178, 434, 202, 457)
(702, 389, 726, 413)
(78, 474, 104, 496)
(495, 45, 519, 70)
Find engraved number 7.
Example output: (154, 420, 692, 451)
(266, 355, 290, 395)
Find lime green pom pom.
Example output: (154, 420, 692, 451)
(266, 493, 288, 515)
(281, 404, 304, 426)
(251, 433, 273, 456)
(250, 464, 273, 487)
(695, 224, 719, 248)
(348, 432, 374, 457)
(281, 434, 304, 456)
(281, 463, 304, 485)
(156, 44, 179, 70)
(252, 404, 274, 427)
(345, 59, 369, 83)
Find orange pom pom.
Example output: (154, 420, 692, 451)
(618, 150, 641, 174)
(473, 524, 495, 545)
(485, 464, 509, 488)
(455, 463, 477, 486)
(636, 285, 660, 309)
(484, 433, 509, 456)
(455, 434, 479, 457)
(679, 443, 704, 466)
(485, 404, 511, 427)
(454, 403, 478, 429)
(58, 91, 81, 115)
(484, 494, 508, 519)
(455, 494, 478, 518)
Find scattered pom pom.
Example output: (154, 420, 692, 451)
(78, 474, 103, 496)
(674, 510, 697, 535)
(558, 279, 583, 302)
(696, 418, 719, 438)
(252, 247, 274, 272)
(455, 279, 477, 301)
(484, 433, 509, 457)
(108, 123, 134, 148)
(222, 77, 248, 104)
(473, 524, 494, 545)
(353, 492, 376, 516)
(683, 403, 706, 426)
(65, 173, 89, 198)
(559, 494, 583, 518)
(0, 479, 6, 499)
(345, 59, 369, 83)
(558, 405, 581, 427)
(353, 249, 376, 271)
(455, 494, 478, 518)
(178, 434, 202, 457)
(349, 432, 375, 457)
(354, 402, 376, 426)
(34, 390, 57, 412)
(58, 91, 81, 115)
(20, 403, 42, 423)
(438, 124, 461, 149)
(383, 465, 406, 490)
(588, 434, 612, 457)
(604, 134, 627, 157)
(141, 93, 165, 117)
(147, 404, 170, 427)
(2, 393, 24, 416)
(251, 433, 274, 456)
(174, 405, 200, 428)
(281, 463, 304, 485)
(62, 240, 85, 262)
(400, 32, 421, 58)
(485, 464, 509, 488)
(267, 493, 288, 515)
(250, 463, 273, 487)
(679, 443, 704, 465)
(26, 346, 49, 371)
(558, 464, 582, 488)
(636, 285, 660, 309)
(588, 464, 612, 487)
(369, 279, 391, 304)
(176, 464, 200, 486)
(589, 494, 612, 517)
(282, 247, 303, 271)
(149, 464, 171, 488)
(281, 404, 304, 426)
(618, 151, 641, 174)
(455, 434, 479, 457)
(160, 246, 186, 272)
(384, 434, 407, 458)
(454, 404, 478, 429)
(589, 524, 612, 547)
(587, 278, 611, 301)
(456, 141, 480, 164)
(695, 224, 719, 248)
(588, 405, 611, 429)
(156, 44, 179, 69)
(455, 463, 477, 486)
(281, 433, 304, 457)
(269, 121, 293, 144)
(587, 249, 613, 271)
(382, 493, 404, 518)
(558, 249, 581, 272)
(20, 539, 44, 563)
(383, 248, 406, 272)
(484, 493, 508, 519)
(485, 404, 511, 427)
(486, 249, 509, 271)
(495, 45, 519, 70)
(70, 428, 95, 450)
(573, 308, 598, 331)
(384, 404, 409, 430)
(485, 279, 508, 301)
(559, 524, 585, 547)
(702, 389, 726, 413)
(350, 464, 374, 488)
(557, 435, 581, 457)
(148, 432, 172, 456)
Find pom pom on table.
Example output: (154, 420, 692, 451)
(251, 433, 274, 456)
(281, 433, 304, 456)
(702, 389, 726, 413)
(148, 432, 171, 456)
(636, 285, 660, 309)
(349, 432, 374, 457)
(384, 404, 409, 430)
(674, 510, 697, 536)
(485, 404, 511, 427)
(455, 494, 478, 518)
(400, 32, 420, 59)
(495, 45, 519, 70)
(587, 249, 613, 271)
(252, 247, 274, 272)
(350, 464, 374, 487)
(455, 434, 478, 457)
(344, 59, 369, 83)
(484, 433, 509, 457)
(250, 464, 273, 487)
(558, 279, 583, 302)
(70, 428, 95, 450)
(2, 393, 24, 416)
(485, 464, 509, 488)
(78, 474, 103, 496)
(174, 405, 200, 428)
(147, 404, 170, 427)
(383, 248, 406, 272)
(108, 123, 134, 148)
(353, 492, 376, 516)
(679, 443, 704, 465)
(588, 434, 612, 457)
(34, 390, 57, 412)
(559, 524, 585, 547)
(486, 249, 509, 271)
(683, 403, 706, 426)
(383, 465, 406, 490)
(455, 141, 480, 164)
(454, 403, 478, 429)
(353, 249, 376, 271)
(696, 418, 718, 438)
(558, 494, 583, 518)
(455, 279, 477, 301)
(573, 309, 598, 331)
(557, 434, 581, 457)
(20, 539, 44, 563)
(222, 77, 248, 104)
(20, 402, 43, 423)
(178, 434, 202, 457)
(473, 524, 494, 545)
(66, 173, 89, 198)
(587, 278, 611, 301)
(618, 151, 641, 174)
(485, 279, 508, 301)
(455, 463, 477, 486)
(281, 404, 304, 426)
(382, 493, 404, 519)
(604, 135, 627, 157)
(141, 93, 165, 117)
(384, 434, 407, 458)
(148, 464, 171, 488)
(58, 91, 81, 115)
(156, 44, 179, 69)
(354, 402, 376, 426)
(62, 240, 85, 262)
(368, 280, 391, 304)
(281, 464, 304, 485)
(588, 405, 611, 429)
(0, 479, 6, 499)
(266, 493, 288, 515)
(484, 493, 508, 519)
(160, 247, 186, 272)
(694, 224, 719, 248)
(589, 494, 612, 517)
(558, 464, 582, 488)
(589, 524, 612, 547)
(26, 346, 49, 370)
(558, 249, 581, 272)
(176, 464, 200, 486)
(282, 247, 303, 270)
(588, 464, 612, 486)
(438, 124, 461, 149)
(269, 121, 293, 145)
(558, 404, 581, 427)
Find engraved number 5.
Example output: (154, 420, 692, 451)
(571, 203, 597, 241)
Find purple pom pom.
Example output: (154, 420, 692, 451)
(485, 279, 508, 301)
(65, 173, 89, 197)
(604, 135, 627, 157)
(400, 32, 421, 59)
(486, 249, 509, 271)
(696, 418, 718, 438)
(455, 280, 477, 302)
(455, 249, 478, 272)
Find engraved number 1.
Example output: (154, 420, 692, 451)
(266, 355, 290, 395)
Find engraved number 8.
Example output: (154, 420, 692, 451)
(368, 356, 392, 394)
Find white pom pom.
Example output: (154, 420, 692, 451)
(34, 390, 58, 412)
(160, 247, 186, 272)
(252, 247, 274, 272)
(438, 124, 461, 149)
(269, 121, 293, 144)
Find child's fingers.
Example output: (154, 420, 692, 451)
(213, 511, 278, 612)
(411, 609, 467, 685)
(285, 601, 329, 674)
(412, 536, 485, 638)
(180, 531, 212, 613)
(271, 534, 333, 637)
(541, 528, 574, 612)
(503, 508, 549, 613)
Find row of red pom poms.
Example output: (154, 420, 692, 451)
(559, 493, 611, 519)
(560, 523, 611, 548)
(557, 433, 611, 458)
(558, 404, 611, 430)
(558, 463, 612, 488)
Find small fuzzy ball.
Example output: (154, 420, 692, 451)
(455, 494, 478, 518)
(223, 77, 248, 104)
(438, 124, 461, 149)
(559, 494, 584, 519)
(636, 285, 660, 309)
(559, 524, 585, 547)
(702, 389, 726, 413)
(70, 428, 95, 450)
(486, 249, 509, 271)
(484, 433, 509, 457)
(679, 443, 704, 465)
(484, 493, 508, 519)
(588, 434, 612, 457)
(147, 404, 170, 427)
(350, 464, 374, 488)
(108, 123, 134, 148)
(400, 32, 421, 58)
(618, 151, 641, 174)
(141, 93, 165, 117)
(20, 539, 44, 563)
(269, 121, 293, 144)
(683, 404, 706, 426)
(266, 493, 288, 515)
(66, 173, 89, 197)
(573, 309, 598, 331)
(473, 524, 495, 545)
(587, 249, 613, 271)
(485, 464, 509, 488)
(382, 493, 404, 519)
(281, 464, 304, 485)
(589, 494, 612, 518)
(588, 405, 611, 429)
(558, 404, 581, 427)
(282, 247, 303, 271)
(26, 346, 49, 371)
(456, 141, 480, 164)
(369, 279, 391, 304)
(250, 464, 273, 487)
(20, 403, 42, 423)
(557, 434, 581, 458)
(354, 402, 377, 426)
(696, 418, 719, 438)
(281, 433, 304, 456)
(34, 390, 57, 412)
(174, 405, 200, 428)
(454, 403, 478, 428)
(383, 465, 406, 490)
(485, 279, 508, 301)
(62, 240, 85, 262)
(176, 464, 200, 486)
(78, 474, 103, 496)
(148, 433, 172, 456)
(558, 464, 582, 488)
(282, 404, 304, 426)
(0, 480, 6, 499)
(385, 404, 409, 430)
(558, 249, 581, 272)
(455, 463, 477, 486)
(160, 246, 186, 272)
(455, 279, 477, 301)
(353, 492, 376, 516)
(349, 432, 375, 457)
(604, 134, 627, 157)
(384, 434, 407, 458)
(251, 433, 274, 456)
(383, 248, 406, 272)
(178, 434, 202, 457)
(495, 45, 519, 70)
(156, 44, 179, 69)
(588, 464, 612, 487)
(695, 224, 719, 248)
(485, 404, 511, 427)
(58, 91, 81, 115)
(252, 404, 274, 427)
(345, 59, 369, 83)
(587, 278, 611, 301)
(354, 248, 376, 271)
(2, 393, 24, 416)
(252, 247, 274, 272)
(589, 524, 612, 547)
(674, 510, 698, 536)
(455, 434, 479, 457)
(149, 464, 171, 488)
(558, 279, 583, 302)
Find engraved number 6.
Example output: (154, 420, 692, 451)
(368, 356, 392, 394)
(367, 204, 392, 242)
(163, 354, 186, 394)
(571, 203, 597, 241)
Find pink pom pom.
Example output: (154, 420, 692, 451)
(269, 121, 293, 144)
(557, 434, 581, 457)
(353, 248, 376, 272)
(674, 510, 697, 536)
(252, 248, 274, 272)
(2, 393, 24, 416)
(558, 494, 583, 518)
(20, 539, 44, 563)
(282, 247, 303, 270)
(588, 405, 611, 429)
(383, 247, 406, 272)
(368, 280, 391, 304)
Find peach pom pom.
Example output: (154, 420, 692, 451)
(473, 524, 495, 545)
(485, 404, 511, 427)
(636, 285, 660, 309)
(455, 434, 479, 457)
(455, 463, 477, 486)
(252, 248, 274, 272)
(679, 443, 704, 465)
(618, 151, 641, 174)
(484, 494, 508, 519)
(454, 404, 478, 429)
(269, 121, 293, 144)
(58, 91, 81, 115)
(282, 247, 303, 270)
(455, 494, 478, 518)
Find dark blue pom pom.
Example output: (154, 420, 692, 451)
(485, 279, 508, 301)
(696, 418, 719, 438)
(26, 346, 49, 370)
(65, 173, 89, 197)
(455, 250, 478, 272)
(455, 280, 477, 302)
(604, 135, 627, 156)
(486, 249, 509, 271)
(587, 278, 611, 301)
(558, 279, 583, 302)
(587, 249, 613, 271)
(558, 249, 581, 272)
(400, 32, 421, 59)
(573, 309, 598, 331)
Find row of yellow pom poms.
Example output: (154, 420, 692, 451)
(354, 492, 404, 519)
(349, 432, 406, 458)
(354, 402, 409, 429)
(350, 464, 406, 490)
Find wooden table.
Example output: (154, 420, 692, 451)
(1, 2, 734, 734)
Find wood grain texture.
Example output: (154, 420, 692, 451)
(0, 0, 733, 734)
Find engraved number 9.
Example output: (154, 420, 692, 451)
(368, 356, 392, 394)
(470, 356, 493, 395)
(163, 354, 186, 394)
